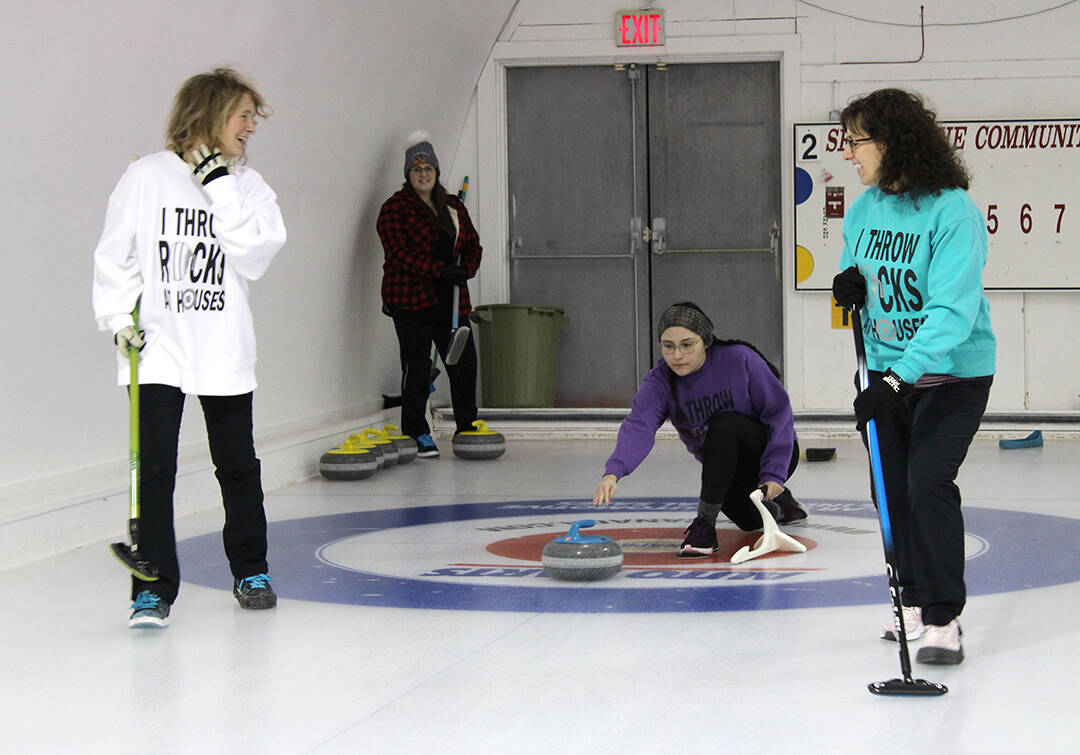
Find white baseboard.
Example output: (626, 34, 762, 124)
(0, 402, 393, 572)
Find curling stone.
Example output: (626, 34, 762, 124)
(345, 432, 386, 469)
(379, 425, 418, 464)
(541, 520, 623, 581)
(319, 436, 379, 480)
(452, 420, 506, 460)
(359, 429, 399, 467)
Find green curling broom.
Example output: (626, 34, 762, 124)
(110, 300, 159, 581)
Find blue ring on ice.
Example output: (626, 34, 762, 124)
(178, 498, 1080, 613)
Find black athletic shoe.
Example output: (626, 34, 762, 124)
(678, 516, 719, 557)
(234, 573, 277, 609)
(415, 433, 440, 458)
(772, 489, 808, 524)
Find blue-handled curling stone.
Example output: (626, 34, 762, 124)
(541, 520, 623, 581)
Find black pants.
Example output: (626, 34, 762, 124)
(859, 372, 992, 626)
(134, 385, 269, 604)
(699, 412, 799, 531)
(390, 306, 479, 437)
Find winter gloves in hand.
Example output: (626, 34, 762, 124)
(832, 265, 867, 309)
(439, 264, 468, 286)
(854, 369, 909, 431)
(114, 326, 145, 357)
(187, 144, 230, 185)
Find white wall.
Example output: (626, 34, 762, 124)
(0, 1, 515, 550)
(467, 0, 1080, 415)
(3, 0, 1078, 565)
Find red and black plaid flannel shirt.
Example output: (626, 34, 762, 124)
(376, 188, 482, 314)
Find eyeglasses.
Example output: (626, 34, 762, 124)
(410, 165, 436, 175)
(660, 338, 701, 355)
(845, 135, 875, 148)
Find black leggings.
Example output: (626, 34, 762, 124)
(390, 305, 479, 437)
(860, 371, 992, 626)
(134, 386, 268, 603)
(699, 412, 799, 531)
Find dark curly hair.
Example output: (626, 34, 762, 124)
(841, 88, 969, 199)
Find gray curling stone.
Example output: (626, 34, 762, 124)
(341, 433, 385, 469)
(541, 520, 623, 581)
(452, 420, 506, 460)
(379, 426, 418, 464)
(359, 429, 399, 467)
(318, 439, 378, 481)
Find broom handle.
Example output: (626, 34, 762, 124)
(451, 265, 461, 330)
(451, 176, 468, 331)
(128, 301, 140, 521)
(851, 308, 914, 683)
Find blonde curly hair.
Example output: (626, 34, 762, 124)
(166, 68, 271, 161)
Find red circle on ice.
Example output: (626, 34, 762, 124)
(486, 527, 818, 566)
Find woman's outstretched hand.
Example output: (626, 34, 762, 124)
(593, 474, 618, 506)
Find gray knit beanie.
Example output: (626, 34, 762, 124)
(657, 303, 715, 347)
(404, 130, 439, 178)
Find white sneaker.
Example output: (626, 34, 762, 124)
(916, 620, 964, 665)
(880, 605, 923, 642)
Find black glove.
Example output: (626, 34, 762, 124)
(832, 265, 866, 309)
(853, 369, 909, 431)
(439, 264, 468, 286)
(186, 144, 230, 185)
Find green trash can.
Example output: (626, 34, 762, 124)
(468, 304, 569, 407)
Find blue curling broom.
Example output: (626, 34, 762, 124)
(851, 307, 945, 697)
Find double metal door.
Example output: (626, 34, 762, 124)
(507, 62, 781, 406)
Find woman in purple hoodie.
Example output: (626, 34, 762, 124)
(593, 302, 805, 557)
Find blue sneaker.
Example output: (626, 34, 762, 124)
(129, 590, 170, 629)
(415, 433, 440, 458)
(234, 573, 277, 609)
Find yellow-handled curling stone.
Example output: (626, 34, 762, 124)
(541, 520, 623, 581)
(319, 435, 379, 480)
(359, 428, 399, 467)
(451, 420, 506, 460)
(378, 425, 418, 464)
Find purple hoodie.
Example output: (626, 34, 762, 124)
(604, 343, 796, 485)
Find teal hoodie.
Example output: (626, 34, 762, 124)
(840, 186, 995, 383)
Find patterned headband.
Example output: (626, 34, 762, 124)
(657, 305, 715, 347)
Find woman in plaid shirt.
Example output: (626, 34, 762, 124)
(376, 133, 482, 457)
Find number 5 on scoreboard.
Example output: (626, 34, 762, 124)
(986, 204, 998, 235)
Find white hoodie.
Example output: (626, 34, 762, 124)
(92, 151, 286, 395)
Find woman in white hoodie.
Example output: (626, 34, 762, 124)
(92, 68, 286, 629)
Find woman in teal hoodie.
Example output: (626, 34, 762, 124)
(832, 89, 995, 666)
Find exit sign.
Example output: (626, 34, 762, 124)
(616, 9, 665, 47)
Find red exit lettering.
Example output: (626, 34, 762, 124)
(616, 10, 665, 47)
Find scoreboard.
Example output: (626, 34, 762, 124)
(794, 120, 1080, 291)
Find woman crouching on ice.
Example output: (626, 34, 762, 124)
(592, 302, 805, 557)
